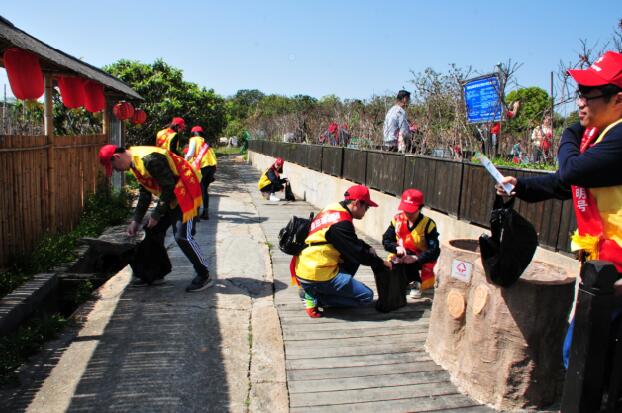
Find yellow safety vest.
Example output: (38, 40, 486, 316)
(571, 118, 622, 270)
(188, 136, 216, 169)
(129, 146, 179, 208)
(295, 203, 353, 282)
(258, 168, 273, 190)
(386, 214, 435, 260)
(156, 128, 179, 153)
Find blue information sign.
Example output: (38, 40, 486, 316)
(463, 75, 503, 124)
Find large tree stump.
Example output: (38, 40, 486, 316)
(426, 239, 576, 410)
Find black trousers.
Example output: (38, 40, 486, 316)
(200, 166, 216, 212)
(150, 206, 209, 277)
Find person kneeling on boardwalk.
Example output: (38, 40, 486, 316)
(294, 185, 392, 317)
(258, 157, 293, 201)
(382, 189, 440, 299)
(98, 144, 214, 292)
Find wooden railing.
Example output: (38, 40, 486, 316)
(249, 140, 575, 254)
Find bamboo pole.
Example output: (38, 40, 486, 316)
(44, 73, 56, 232)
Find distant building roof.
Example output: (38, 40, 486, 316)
(0, 16, 142, 101)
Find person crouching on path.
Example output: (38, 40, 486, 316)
(382, 189, 440, 299)
(185, 125, 217, 219)
(156, 117, 186, 156)
(98, 144, 214, 292)
(294, 185, 392, 317)
(258, 157, 289, 200)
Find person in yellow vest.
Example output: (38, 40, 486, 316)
(98, 144, 213, 292)
(382, 189, 440, 299)
(257, 157, 290, 201)
(185, 125, 217, 219)
(496, 51, 622, 368)
(294, 185, 392, 317)
(155, 117, 186, 156)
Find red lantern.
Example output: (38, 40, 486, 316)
(57, 76, 86, 109)
(83, 80, 105, 112)
(131, 109, 147, 125)
(3, 48, 44, 100)
(113, 101, 134, 120)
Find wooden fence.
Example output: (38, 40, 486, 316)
(0, 134, 107, 267)
(249, 140, 576, 254)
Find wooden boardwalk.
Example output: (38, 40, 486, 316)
(237, 164, 492, 412)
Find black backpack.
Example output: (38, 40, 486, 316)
(479, 195, 538, 287)
(278, 213, 314, 255)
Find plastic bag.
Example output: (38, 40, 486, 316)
(129, 228, 172, 283)
(479, 195, 538, 287)
(374, 265, 408, 312)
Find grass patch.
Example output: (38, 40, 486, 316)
(214, 146, 244, 157)
(0, 182, 131, 298)
(470, 156, 557, 171)
(0, 313, 68, 385)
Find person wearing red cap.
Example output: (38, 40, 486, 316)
(496, 50, 622, 368)
(382, 189, 440, 299)
(156, 117, 186, 156)
(257, 157, 291, 201)
(98, 144, 213, 292)
(294, 185, 392, 317)
(185, 125, 217, 219)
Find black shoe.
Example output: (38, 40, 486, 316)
(200, 212, 209, 220)
(185, 274, 215, 292)
(131, 277, 165, 287)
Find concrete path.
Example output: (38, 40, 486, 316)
(2, 156, 491, 413)
(0, 157, 287, 413)
(237, 163, 492, 412)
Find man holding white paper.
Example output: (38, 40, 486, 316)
(495, 51, 622, 368)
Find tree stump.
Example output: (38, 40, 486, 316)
(426, 239, 576, 410)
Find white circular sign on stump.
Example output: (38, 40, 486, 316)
(472, 284, 489, 315)
(447, 289, 466, 319)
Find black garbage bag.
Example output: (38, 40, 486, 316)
(374, 265, 408, 312)
(129, 228, 172, 284)
(284, 182, 296, 201)
(479, 195, 538, 287)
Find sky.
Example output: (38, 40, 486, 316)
(1, 0, 620, 107)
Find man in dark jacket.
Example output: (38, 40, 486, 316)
(99, 145, 213, 292)
(496, 51, 622, 367)
(294, 185, 392, 317)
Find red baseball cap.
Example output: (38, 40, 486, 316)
(191, 125, 203, 133)
(274, 157, 284, 167)
(171, 117, 186, 127)
(399, 189, 424, 213)
(568, 51, 622, 88)
(344, 185, 378, 207)
(98, 144, 118, 177)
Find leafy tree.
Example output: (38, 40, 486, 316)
(104, 59, 226, 146)
(505, 87, 550, 132)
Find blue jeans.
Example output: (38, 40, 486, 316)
(299, 272, 373, 307)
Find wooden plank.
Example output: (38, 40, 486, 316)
(280, 309, 430, 325)
(282, 327, 428, 341)
(286, 350, 430, 370)
(290, 381, 460, 408)
(287, 360, 444, 381)
(291, 396, 491, 413)
(289, 370, 450, 394)
(286, 342, 426, 360)
(282, 318, 427, 332)
(285, 333, 426, 349)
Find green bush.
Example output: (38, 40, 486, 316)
(0, 184, 131, 297)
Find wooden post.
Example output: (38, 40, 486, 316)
(44, 73, 56, 232)
(102, 97, 109, 138)
(561, 261, 622, 412)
